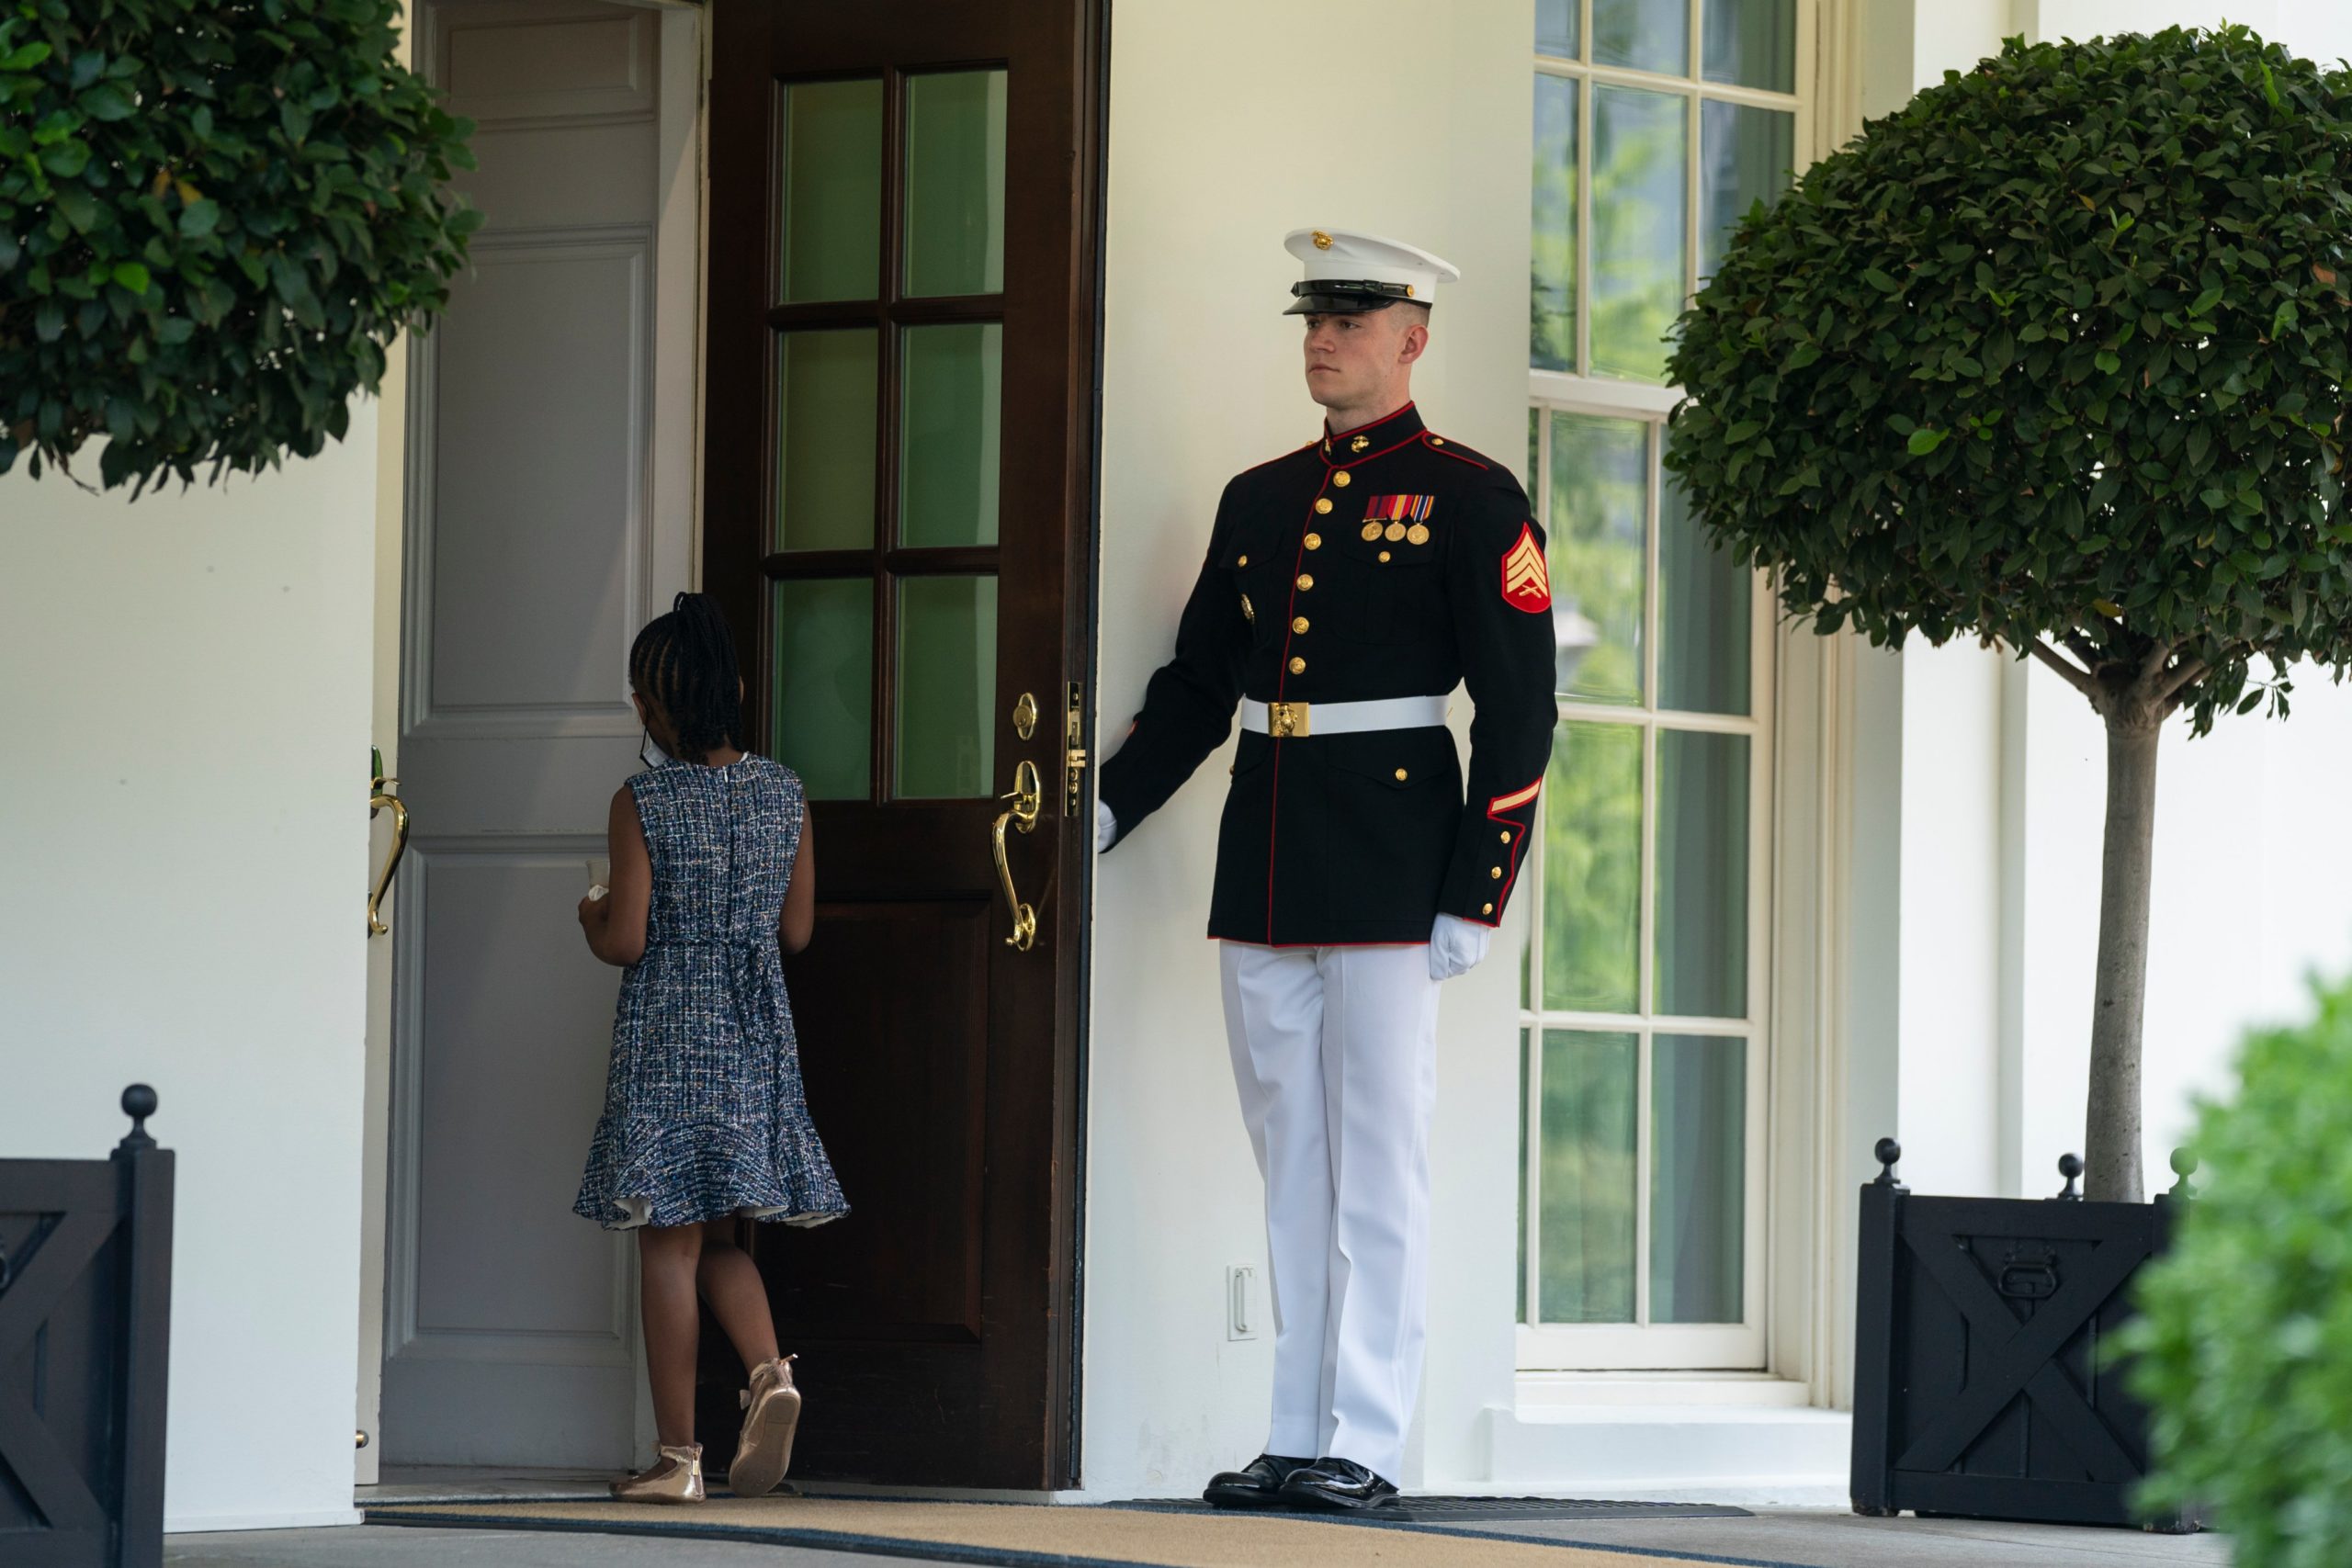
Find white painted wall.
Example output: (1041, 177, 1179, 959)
(2030, 0, 2352, 61)
(0, 425, 379, 1531)
(2009, 663, 2352, 1196)
(1085, 0, 1531, 1495)
(1858, 0, 2352, 124)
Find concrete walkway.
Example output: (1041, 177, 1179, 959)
(165, 1508, 2233, 1568)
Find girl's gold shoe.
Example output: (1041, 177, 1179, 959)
(611, 1443, 705, 1505)
(728, 1354, 802, 1498)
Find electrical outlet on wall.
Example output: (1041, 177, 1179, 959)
(1226, 1264, 1259, 1341)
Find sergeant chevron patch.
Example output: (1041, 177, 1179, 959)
(1501, 523, 1551, 612)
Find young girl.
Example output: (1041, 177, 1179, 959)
(573, 592, 849, 1505)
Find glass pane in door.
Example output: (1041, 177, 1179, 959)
(778, 79, 883, 304)
(1594, 0, 1687, 76)
(903, 71, 1008, 299)
(1542, 720, 1641, 1014)
(1650, 1034, 1746, 1322)
(1530, 73, 1577, 372)
(1534, 0, 1578, 57)
(1700, 101, 1795, 282)
(1537, 1029, 1637, 1323)
(1548, 413, 1646, 705)
(896, 576, 998, 799)
(1658, 476, 1749, 716)
(1590, 85, 1687, 383)
(900, 323, 1002, 548)
(772, 579, 875, 800)
(1654, 730, 1748, 1017)
(1703, 0, 1797, 92)
(775, 329, 879, 551)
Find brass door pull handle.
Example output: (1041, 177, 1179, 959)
(990, 759, 1043, 951)
(369, 750, 410, 937)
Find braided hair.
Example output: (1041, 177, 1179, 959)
(629, 592, 745, 763)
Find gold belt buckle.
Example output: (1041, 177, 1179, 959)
(1267, 700, 1311, 739)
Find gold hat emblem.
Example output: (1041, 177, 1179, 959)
(1312, 231, 1333, 251)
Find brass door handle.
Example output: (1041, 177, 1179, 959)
(369, 750, 410, 936)
(990, 759, 1043, 951)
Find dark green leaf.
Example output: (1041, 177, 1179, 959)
(40, 141, 92, 179)
(53, 185, 99, 231)
(81, 84, 135, 121)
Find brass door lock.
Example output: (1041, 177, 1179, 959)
(1064, 682, 1088, 815)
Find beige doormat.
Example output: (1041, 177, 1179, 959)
(368, 1496, 1799, 1568)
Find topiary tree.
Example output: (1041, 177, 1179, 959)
(2121, 969, 2352, 1562)
(0, 0, 478, 493)
(1665, 27, 2352, 1201)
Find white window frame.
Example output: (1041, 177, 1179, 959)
(1518, 0, 1815, 1373)
(1518, 400, 1776, 1370)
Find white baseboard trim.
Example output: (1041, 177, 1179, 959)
(166, 1507, 366, 1535)
(1515, 1371, 1817, 1408)
(1480, 1404, 1852, 1495)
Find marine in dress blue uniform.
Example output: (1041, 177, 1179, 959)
(1095, 230, 1558, 1510)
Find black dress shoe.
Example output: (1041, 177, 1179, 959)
(1278, 1456, 1400, 1510)
(1203, 1452, 1313, 1508)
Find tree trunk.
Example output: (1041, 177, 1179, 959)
(2085, 714, 2160, 1202)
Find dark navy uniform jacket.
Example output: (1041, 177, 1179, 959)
(1099, 402, 1559, 946)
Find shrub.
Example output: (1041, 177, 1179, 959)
(1666, 28, 2352, 1199)
(0, 0, 478, 492)
(2123, 969, 2352, 1564)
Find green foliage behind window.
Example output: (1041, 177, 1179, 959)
(2124, 970, 2352, 1564)
(0, 0, 478, 492)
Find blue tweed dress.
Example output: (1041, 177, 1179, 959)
(574, 756, 849, 1231)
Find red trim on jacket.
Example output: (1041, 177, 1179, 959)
(1424, 433, 1491, 468)
(1324, 428, 1430, 468)
(1323, 400, 1419, 442)
(1474, 778, 1544, 928)
(1238, 438, 1320, 476)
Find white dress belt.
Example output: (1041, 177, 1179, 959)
(1238, 694, 1451, 738)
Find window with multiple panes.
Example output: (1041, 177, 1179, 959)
(765, 71, 1010, 802)
(1519, 0, 1804, 1371)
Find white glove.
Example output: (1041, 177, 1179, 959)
(1095, 799, 1118, 852)
(1428, 913, 1493, 982)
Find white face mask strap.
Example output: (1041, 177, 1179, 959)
(639, 728, 672, 770)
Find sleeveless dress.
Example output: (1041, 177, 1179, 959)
(573, 756, 849, 1231)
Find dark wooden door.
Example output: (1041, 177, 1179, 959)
(700, 0, 1102, 1489)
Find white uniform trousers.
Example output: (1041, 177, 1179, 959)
(1219, 941, 1442, 1483)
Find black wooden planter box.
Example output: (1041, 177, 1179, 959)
(0, 1088, 175, 1568)
(1850, 1138, 2199, 1532)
